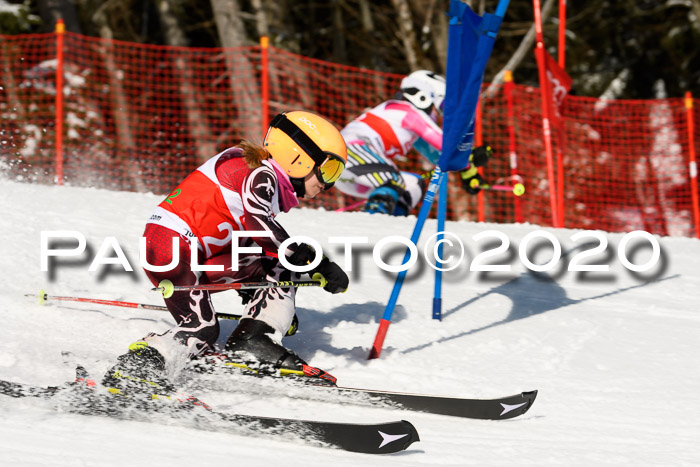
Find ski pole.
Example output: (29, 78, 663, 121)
(28, 290, 243, 321)
(154, 278, 324, 299)
(334, 200, 366, 212)
(469, 179, 525, 196)
(29, 290, 299, 335)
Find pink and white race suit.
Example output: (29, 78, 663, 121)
(335, 99, 443, 208)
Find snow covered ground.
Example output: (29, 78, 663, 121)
(1, 177, 699, 466)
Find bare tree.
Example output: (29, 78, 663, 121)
(154, 0, 216, 161)
(211, 0, 248, 46)
(483, 0, 556, 98)
(390, 0, 422, 71)
(332, 0, 347, 64)
(36, 0, 82, 33)
(210, 0, 264, 142)
(250, 0, 270, 38)
(358, 0, 375, 32)
(693, 0, 700, 29)
(92, 1, 146, 191)
(429, 0, 449, 72)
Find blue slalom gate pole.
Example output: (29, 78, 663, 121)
(432, 172, 449, 320)
(369, 0, 511, 358)
(368, 168, 447, 359)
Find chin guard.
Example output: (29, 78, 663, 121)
(290, 177, 305, 198)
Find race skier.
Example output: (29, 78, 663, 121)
(103, 111, 349, 396)
(334, 69, 493, 215)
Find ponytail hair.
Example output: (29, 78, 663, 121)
(238, 140, 270, 168)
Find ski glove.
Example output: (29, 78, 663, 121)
(470, 145, 493, 168)
(460, 166, 486, 195)
(311, 258, 349, 294)
(285, 243, 348, 293)
(286, 242, 317, 267)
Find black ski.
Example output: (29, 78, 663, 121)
(212, 411, 419, 454)
(0, 377, 419, 454)
(189, 360, 538, 420)
(326, 386, 538, 420)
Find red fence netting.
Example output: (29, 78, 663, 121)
(1, 31, 698, 237)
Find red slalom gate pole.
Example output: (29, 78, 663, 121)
(686, 92, 700, 239)
(532, 0, 561, 227)
(476, 100, 485, 222)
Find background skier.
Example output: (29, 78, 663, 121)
(335, 70, 493, 215)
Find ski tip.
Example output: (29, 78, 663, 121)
(401, 419, 421, 448)
(377, 420, 420, 454)
(520, 389, 538, 414)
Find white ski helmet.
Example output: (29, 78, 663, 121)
(400, 70, 446, 114)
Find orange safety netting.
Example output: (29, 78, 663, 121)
(1, 31, 699, 237)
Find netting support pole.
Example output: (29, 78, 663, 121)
(260, 36, 269, 138)
(686, 92, 700, 239)
(55, 19, 65, 186)
(505, 71, 523, 223)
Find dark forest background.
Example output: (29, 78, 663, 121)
(1, 0, 699, 99)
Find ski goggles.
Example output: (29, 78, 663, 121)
(315, 153, 345, 190)
(269, 113, 345, 190)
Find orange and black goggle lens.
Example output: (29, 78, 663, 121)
(316, 153, 345, 190)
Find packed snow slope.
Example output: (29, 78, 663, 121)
(0, 178, 698, 466)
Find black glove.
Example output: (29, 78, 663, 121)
(460, 167, 486, 195)
(286, 242, 318, 267)
(470, 145, 492, 167)
(311, 257, 349, 294)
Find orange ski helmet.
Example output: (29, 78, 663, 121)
(264, 111, 347, 189)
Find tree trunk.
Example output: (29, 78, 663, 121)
(92, 3, 145, 191)
(430, 0, 448, 73)
(211, 0, 247, 46)
(332, 0, 347, 64)
(358, 0, 374, 32)
(250, 0, 270, 38)
(409, 0, 446, 74)
(483, 0, 557, 98)
(390, 0, 421, 71)
(210, 0, 263, 142)
(691, 0, 700, 33)
(37, 0, 82, 33)
(154, 0, 216, 161)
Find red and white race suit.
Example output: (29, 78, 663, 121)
(141, 147, 301, 360)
